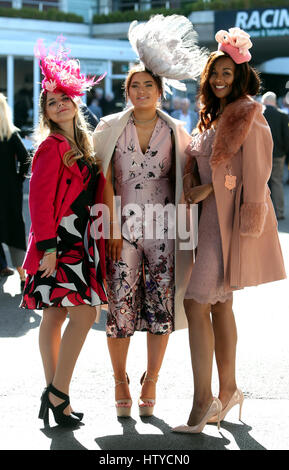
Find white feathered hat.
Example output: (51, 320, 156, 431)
(128, 14, 208, 95)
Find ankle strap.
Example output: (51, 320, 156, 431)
(114, 373, 130, 387)
(49, 383, 69, 401)
(140, 372, 159, 385)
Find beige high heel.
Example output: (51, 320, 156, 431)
(114, 374, 132, 418)
(138, 372, 158, 417)
(172, 397, 222, 434)
(208, 389, 244, 423)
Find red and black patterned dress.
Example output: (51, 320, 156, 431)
(20, 159, 107, 310)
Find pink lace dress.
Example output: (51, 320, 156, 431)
(185, 128, 233, 304)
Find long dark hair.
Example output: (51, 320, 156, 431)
(198, 51, 261, 132)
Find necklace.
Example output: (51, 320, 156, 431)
(132, 113, 158, 124)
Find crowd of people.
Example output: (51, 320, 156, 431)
(0, 17, 287, 435)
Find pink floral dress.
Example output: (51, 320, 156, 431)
(106, 116, 175, 337)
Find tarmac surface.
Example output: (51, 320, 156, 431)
(0, 181, 289, 451)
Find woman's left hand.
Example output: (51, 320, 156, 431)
(185, 184, 214, 205)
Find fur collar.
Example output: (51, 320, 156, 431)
(210, 96, 261, 167)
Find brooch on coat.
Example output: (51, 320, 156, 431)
(224, 165, 237, 192)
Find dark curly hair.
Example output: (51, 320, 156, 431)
(198, 50, 261, 132)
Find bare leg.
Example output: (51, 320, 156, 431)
(184, 298, 214, 426)
(107, 337, 131, 401)
(211, 298, 238, 408)
(140, 332, 169, 400)
(39, 307, 68, 385)
(50, 305, 97, 413)
(16, 266, 26, 281)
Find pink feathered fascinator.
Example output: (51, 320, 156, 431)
(34, 35, 106, 98)
(215, 27, 252, 64)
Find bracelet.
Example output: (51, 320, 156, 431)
(44, 248, 56, 256)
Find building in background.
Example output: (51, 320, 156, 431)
(0, 1, 289, 133)
(0, 0, 139, 132)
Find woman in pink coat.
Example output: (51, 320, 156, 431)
(173, 28, 286, 434)
(20, 38, 107, 427)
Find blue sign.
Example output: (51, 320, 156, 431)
(215, 7, 289, 38)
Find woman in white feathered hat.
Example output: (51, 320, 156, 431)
(93, 15, 206, 418)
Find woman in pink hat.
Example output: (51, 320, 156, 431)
(20, 37, 107, 427)
(173, 28, 286, 434)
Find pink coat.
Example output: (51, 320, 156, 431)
(187, 95, 286, 289)
(23, 133, 106, 275)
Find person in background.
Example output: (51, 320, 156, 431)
(0, 93, 29, 290)
(14, 88, 30, 130)
(262, 91, 289, 220)
(286, 150, 289, 185)
(95, 87, 104, 116)
(0, 243, 14, 278)
(102, 92, 118, 116)
(161, 98, 174, 115)
(280, 96, 289, 115)
(172, 97, 199, 134)
(170, 96, 182, 116)
(88, 98, 103, 121)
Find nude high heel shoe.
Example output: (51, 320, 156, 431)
(172, 397, 222, 434)
(208, 389, 244, 423)
(114, 374, 132, 418)
(138, 372, 158, 417)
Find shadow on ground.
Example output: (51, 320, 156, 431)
(39, 415, 266, 450)
(0, 282, 41, 338)
(94, 416, 266, 451)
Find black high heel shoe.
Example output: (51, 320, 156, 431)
(38, 384, 81, 427)
(40, 385, 84, 421)
(71, 410, 84, 421)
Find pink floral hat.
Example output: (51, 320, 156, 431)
(215, 27, 252, 64)
(34, 36, 106, 98)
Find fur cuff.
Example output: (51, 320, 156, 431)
(240, 202, 268, 238)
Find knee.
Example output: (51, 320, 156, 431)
(41, 308, 67, 328)
(68, 306, 97, 329)
(211, 302, 233, 317)
(184, 299, 211, 321)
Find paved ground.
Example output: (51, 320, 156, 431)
(0, 181, 288, 451)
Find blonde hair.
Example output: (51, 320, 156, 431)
(0, 93, 19, 141)
(34, 91, 101, 169)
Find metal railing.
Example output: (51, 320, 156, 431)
(0, 0, 60, 11)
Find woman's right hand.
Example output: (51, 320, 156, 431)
(185, 184, 214, 205)
(106, 237, 123, 262)
(38, 252, 57, 278)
